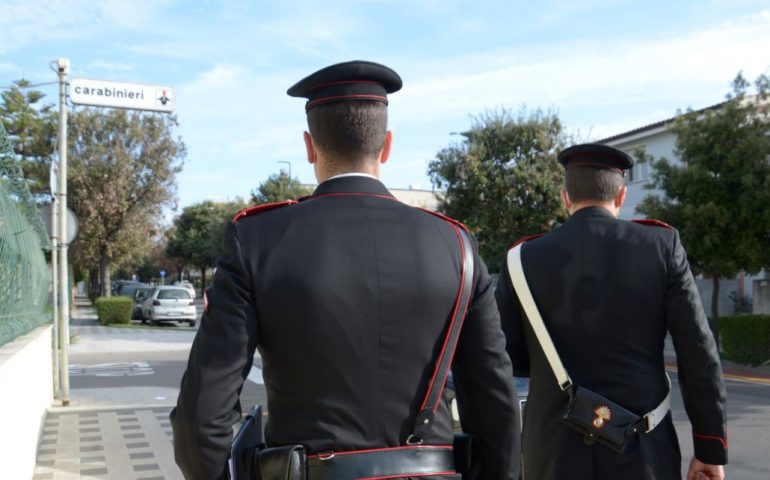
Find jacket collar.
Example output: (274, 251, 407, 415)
(310, 175, 394, 198)
(568, 206, 617, 222)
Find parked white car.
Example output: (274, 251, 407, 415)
(141, 286, 197, 327)
(174, 280, 197, 299)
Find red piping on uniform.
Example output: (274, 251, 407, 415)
(310, 80, 384, 91)
(307, 94, 387, 107)
(416, 207, 468, 231)
(509, 233, 544, 249)
(420, 224, 466, 412)
(306, 445, 452, 459)
(631, 218, 674, 229)
(232, 200, 297, 222)
(693, 433, 728, 449)
(359, 471, 456, 480)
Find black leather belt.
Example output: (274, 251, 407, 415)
(306, 445, 456, 480)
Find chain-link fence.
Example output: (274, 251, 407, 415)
(0, 122, 51, 348)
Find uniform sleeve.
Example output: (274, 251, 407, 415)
(451, 247, 521, 480)
(495, 254, 530, 377)
(170, 221, 260, 479)
(665, 230, 728, 465)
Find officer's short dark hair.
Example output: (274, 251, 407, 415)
(307, 101, 388, 166)
(565, 166, 624, 203)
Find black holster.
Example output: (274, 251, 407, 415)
(257, 445, 306, 480)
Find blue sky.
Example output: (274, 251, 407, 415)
(2, 0, 769, 212)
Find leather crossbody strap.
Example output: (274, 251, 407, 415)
(408, 226, 475, 443)
(507, 243, 573, 391)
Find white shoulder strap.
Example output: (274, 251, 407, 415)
(507, 244, 573, 392)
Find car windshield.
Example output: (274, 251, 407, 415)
(157, 289, 191, 300)
(134, 288, 152, 301)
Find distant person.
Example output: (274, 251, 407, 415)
(496, 143, 727, 479)
(171, 60, 520, 479)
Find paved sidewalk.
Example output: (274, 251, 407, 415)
(34, 296, 188, 479)
(34, 406, 180, 480)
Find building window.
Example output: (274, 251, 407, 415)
(624, 145, 649, 183)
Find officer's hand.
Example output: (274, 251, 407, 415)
(687, 457, 724, 480)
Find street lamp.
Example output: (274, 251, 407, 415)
(278, 160, 292, 179)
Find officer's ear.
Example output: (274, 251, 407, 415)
(560, 190, 571, 211)
(614, 185, 627, 209)
(378, 131, 393, 165)
(304, 131, 317, 165)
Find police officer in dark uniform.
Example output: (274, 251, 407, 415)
(495, 144, 727, 480)
(171, 60, 521, 479)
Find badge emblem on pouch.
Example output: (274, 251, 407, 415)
(592, 405, 612, 429)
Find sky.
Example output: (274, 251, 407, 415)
(2, 0, 770, 213)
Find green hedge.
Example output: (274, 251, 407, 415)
(720, 315, 770, 366)
(94, 296, 134, 326)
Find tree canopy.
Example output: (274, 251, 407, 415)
(166, 199, 247, 291)
(251, 171, 313, 204)
(428, 108, 570, 270)
(637, 72, 770, 332)
(0, 79, 57, 197)
(67, 108, 186, 295)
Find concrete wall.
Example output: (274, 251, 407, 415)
(0, 325, 52, 480)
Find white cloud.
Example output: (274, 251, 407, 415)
(392, 9, 770, 135)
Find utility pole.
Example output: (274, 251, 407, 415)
(278, 160, 292, 180)
(56, 57, 70, 406)
(50, 175, 60, 398)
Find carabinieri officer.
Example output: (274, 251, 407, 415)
(171, 60, 521, 479)
(496, 143, 727, 480)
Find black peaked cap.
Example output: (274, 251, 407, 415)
(287, 60, 402, 112)
(558, 143, 633, 171)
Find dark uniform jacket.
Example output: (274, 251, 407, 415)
(171, 176, 520, 479)
(496, 206, 727, 480)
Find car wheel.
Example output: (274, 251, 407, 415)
(188, 320, 196, 327)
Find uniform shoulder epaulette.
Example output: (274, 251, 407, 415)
(509, 233, 545, 249)
(232, 200, 298, 222)
(416, 207, 470, 232)
(631, 219, 674, 229)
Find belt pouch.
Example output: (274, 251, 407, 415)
(560, 387, 641, 454)
(453, 433, 480, 478)
(258, 445, 306, 480)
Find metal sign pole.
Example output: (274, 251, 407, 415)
(50, 191, 60, 399)
(57, 57, 70, 406)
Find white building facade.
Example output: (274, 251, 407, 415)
(600, 108, 765, 316)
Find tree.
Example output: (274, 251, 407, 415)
(166, 199, 247, 292)
(67, 108, 186, 296)
(251, 171, 312, 204)
(428, 108, 570, 269)
(0, 79, 57, 197)
(637, 72, 770, 344)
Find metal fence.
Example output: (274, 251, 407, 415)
(0, 122, 51, 348)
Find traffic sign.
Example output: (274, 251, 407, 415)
(160, 270, 166, 278)
(70, 78, 175, 112)
(38, 204, 79, 244)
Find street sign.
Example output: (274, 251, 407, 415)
(70, 78, 175, 112)
(38, 204, 79, 244)
(160, 270, 166, 278)
(49, 160, 58, 196)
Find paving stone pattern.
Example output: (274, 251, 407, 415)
(34, 407, 182, 480)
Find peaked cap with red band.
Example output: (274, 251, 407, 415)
(287, 60, 402, 112)
(558, 143, 633, 174)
